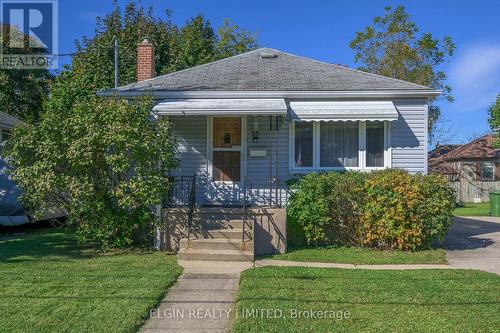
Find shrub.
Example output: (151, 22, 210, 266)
(5, 96, 178, 248)
(287, 172, 366, 246)
(287, 169, 455, 251)
(418, 174, 455, 246)
(363, 170, 454, 250)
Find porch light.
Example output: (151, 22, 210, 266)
(252, 117, 259, 143)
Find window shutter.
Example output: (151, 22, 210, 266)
(495, 162, 500, 181)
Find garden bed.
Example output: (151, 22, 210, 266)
(265, 245, 447, 264)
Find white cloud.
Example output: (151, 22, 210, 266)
(448, 43, 500, 112)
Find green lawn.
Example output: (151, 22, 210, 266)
(233, 266, 500, 333)
(454, 202, 490, 216)
(266, 245, 447, 264)
(0, 229, 182, 333)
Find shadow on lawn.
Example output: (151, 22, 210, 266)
(445, 217, 500, 251)
(0, 228, 95, 262)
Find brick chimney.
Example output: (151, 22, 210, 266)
(137, 39, 155, 81)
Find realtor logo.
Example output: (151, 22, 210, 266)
(0, 0, 58, 69)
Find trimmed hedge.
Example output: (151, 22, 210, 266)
(287, 169, 455, 250)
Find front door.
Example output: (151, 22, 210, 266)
(207, 117, 245, 204)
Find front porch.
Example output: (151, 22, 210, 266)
(158, 204, 287, 258)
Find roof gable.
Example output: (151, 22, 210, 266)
(434, 135, 499, 161)
(109, 48, 433, 93)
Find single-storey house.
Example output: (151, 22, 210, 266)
(429, 134, 500, 203)
(98, 43, 440, 260)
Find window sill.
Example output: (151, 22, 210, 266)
(289, 167, 388, 174)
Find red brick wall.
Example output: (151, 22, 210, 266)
(137, 40, 154, 81)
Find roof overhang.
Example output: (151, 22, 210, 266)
(289, 101, 399, 122)
(153, 98, 288, 116)
(97, 89, 442, 99)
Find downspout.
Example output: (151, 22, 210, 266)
(269, 115, 272, 207)
(275, 115, 279, 207)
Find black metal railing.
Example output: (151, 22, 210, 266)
(186, 174, 196, 242)
(243, 176, 290, 208)
(242, 176, 291, 248)
(164, 175, 197, 207)
(164, 175, 197, 244)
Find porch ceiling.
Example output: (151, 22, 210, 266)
(289, 101, 399, 122)
(153, 98, 287, 116)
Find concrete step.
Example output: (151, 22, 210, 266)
(196, 212, 246, 221)
(197, 207, 244, 214)
(180, 238, 254, 251)
(178, 249, 254, 262)
(190, 228, 252, 240)
(191, 219, 252, 230)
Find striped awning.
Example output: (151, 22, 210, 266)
(153, 98, 287, 115)
(289, 101, 399, 122)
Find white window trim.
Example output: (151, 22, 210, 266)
(289, 120, 391, 173)
(481, 162, 495, 181)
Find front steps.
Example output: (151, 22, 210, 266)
(177, 207, 254, 262)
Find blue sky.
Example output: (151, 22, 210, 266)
(58, 0, 500, 145)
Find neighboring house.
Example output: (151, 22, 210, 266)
(428, 143, 462, 159)
(0, 111, 29, 226)
(429, 135, 500, 203)
(98, 44, 440, 258)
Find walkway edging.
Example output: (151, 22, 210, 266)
(255, 259, 454, 270)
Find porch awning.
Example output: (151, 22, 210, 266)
(153, 98, 287, 115)
(289, 101, 399, 122)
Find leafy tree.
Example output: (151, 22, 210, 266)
(350, 5, 455, 140)
(0, 25, 52, 122)
(5, 96, 178, 247)
(50, 1, 257, 112)
(488, 94, 500, 148)
(488, 94, 500, 130)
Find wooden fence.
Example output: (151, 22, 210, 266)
(450, 180, 500, 203)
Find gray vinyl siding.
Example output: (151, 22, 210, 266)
(246, 116, 291, 206)
(169, 116, 209, 204)
(246, 116, 290, 181)
(391, 99, 428, 174)
(170, 116, 208, 176)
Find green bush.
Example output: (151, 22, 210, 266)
(5, 97, 178, 248)
(287, 169, 455, 251)
(287, 172, 366, 246)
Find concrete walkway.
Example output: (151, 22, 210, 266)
(445, 216, 500, 275)
(140, 260, 253, 333)
(255, 259, 453, 270)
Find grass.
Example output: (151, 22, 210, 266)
(454, 202, 490, 216)
(233, 266, 500, 333)
(0, 229, 182, 333)
(265, 244, 447, 264)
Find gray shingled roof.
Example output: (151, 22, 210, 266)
(0, 111, 20, 129)
(105, 48, 431, 93)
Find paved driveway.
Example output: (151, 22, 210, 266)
(445, 216, 500, 275)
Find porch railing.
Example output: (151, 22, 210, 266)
(186, 175, 196, 242)
(164, 175, 197, 243)
(243, 176, 290, 208)
(164, 175, 196, 207)
(242, 176, 290, 249)
(164, 175, 290, 248)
